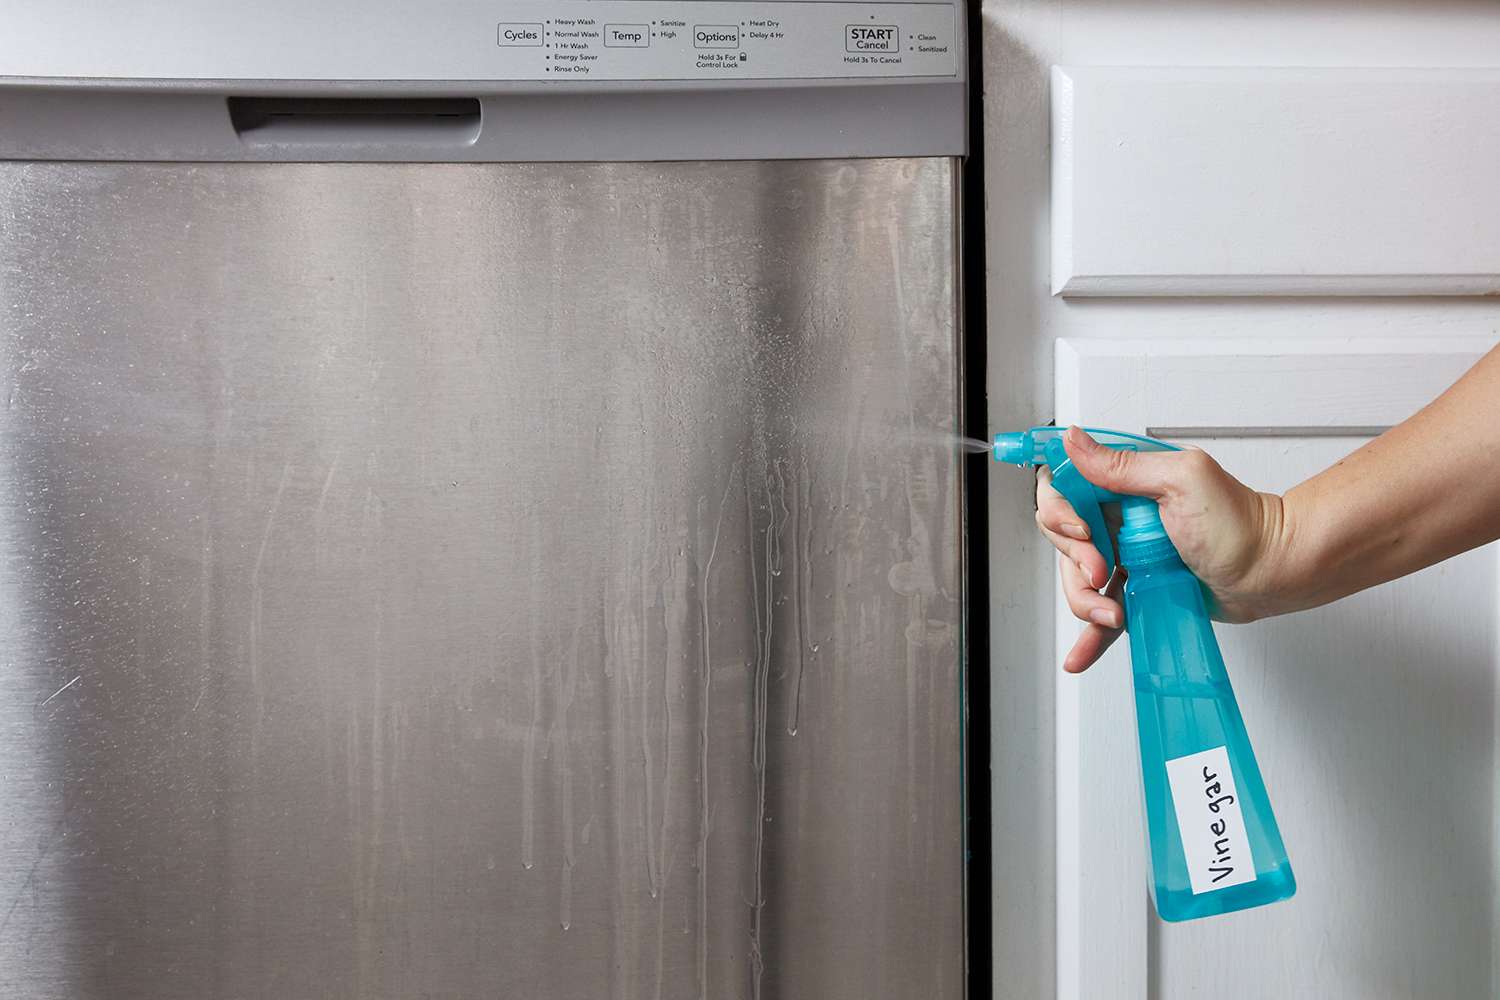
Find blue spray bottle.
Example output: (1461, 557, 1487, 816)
(994, 427, 1295, 921)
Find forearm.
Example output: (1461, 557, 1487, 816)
(1270, 344, 1500, 613)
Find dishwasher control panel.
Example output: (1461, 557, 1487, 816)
(0, 0, 959, 85)
(491, 1, 958, 80)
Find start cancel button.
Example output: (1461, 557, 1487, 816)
(846, 24, 899, 53)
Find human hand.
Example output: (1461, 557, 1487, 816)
(1035, 427, 1291, 672)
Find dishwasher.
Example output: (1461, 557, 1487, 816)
(0, 2, 969, 997)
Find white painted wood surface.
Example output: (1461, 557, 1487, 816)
(1051, 68, 1500, 297)
(1054, 337, 1498, 999)
(981, 4, 1500, 996)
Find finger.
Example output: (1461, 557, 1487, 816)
(1036, 477, 1091, 541)
(1063, 571, 1127, 673)
(1058, 555, 1124, 627)
(1062, 426, 1182, 498)
(1063, 623, 1126, 674)
(1042, 521, 1110, 590)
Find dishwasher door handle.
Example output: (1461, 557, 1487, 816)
(227, 96, 482, 147)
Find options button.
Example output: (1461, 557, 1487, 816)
(694, 25, 740, 49)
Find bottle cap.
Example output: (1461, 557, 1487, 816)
(1118, 497, 1178, 565)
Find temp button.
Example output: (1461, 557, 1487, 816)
(605, 24, 650, 47)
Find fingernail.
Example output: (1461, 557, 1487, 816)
(1061, 522, 1089, 540)
(1075, 561, 1093, 586)
(1090, 608, 1120, 628)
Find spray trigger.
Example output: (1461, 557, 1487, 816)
(1050, 460, 1117, 580)
(996, 426, 1178, 584)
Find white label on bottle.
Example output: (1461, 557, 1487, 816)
(1165, 745, 1257, 895)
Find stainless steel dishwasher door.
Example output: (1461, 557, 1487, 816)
(0, 159, 964, 1000)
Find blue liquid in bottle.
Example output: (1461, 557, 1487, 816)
(1120, 502, 1296, 921)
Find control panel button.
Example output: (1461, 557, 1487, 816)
(693, 25, 741, 49)
(497, 23, 544, 47)
(845, 24, 900, 53)
(604, 24, 651, 48)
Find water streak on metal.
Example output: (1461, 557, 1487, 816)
(0, 159, 964, 999)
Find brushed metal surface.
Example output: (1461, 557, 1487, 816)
(0, 159, 963, 999)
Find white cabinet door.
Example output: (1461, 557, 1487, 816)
(1053, 338, 1499, 999)
(981, 7, 1500, 996)
(1051, 68, 1500, 298)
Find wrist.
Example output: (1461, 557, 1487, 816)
(1251, 486, 1326, 618)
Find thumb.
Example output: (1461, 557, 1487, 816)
(1062, 426, 1176, 498)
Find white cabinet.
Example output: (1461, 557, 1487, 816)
(1054, 338, 1497, 999)
(981, 4, 1500, 996)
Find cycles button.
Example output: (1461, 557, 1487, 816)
(497, 23, 544, 47)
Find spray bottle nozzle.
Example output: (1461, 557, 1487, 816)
(990, 426, 1181, 575)
(991, 431, 1030, 466)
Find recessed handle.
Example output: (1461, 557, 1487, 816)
(226, 97, 482, 146)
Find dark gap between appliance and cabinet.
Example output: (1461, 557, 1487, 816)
(962, 0, 994, 996)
